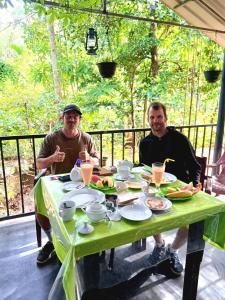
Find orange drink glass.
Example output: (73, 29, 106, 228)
(80, 162, 93, 186)
(152, 162, 165, 192)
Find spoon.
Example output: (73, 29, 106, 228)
(63, 202, 71, 209)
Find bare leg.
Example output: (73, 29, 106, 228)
(153, 234, 164, 244)
(171, 227, 188, 250)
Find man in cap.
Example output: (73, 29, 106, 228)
(36, 104, 98, 265)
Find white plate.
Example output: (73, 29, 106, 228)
(114, 173, 135, 181)
(141, 171, 177, 185)
(61, 188, 105, 208)
(144, 196, 172, 211)
(62, 181, 84, 192)
(119, 203, 152, 221)
(164, 172, 177, 184)
(131, 166, 144, 173)
(125, 181, 146, 189)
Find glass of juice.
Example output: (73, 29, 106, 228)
(80, 161, 93, 187)
(152, 162, 165, 193)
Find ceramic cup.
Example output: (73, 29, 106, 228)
(59, 200, 76, 222)
(82, 202, 108, 223)
(117, 166, 130, 180)
(117, 160, 133, 170)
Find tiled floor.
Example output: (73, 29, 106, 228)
(1, 215, 225, 300)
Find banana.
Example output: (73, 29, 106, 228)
(102, 177, 114, 187)
(166, 187, 177, 193)
(107, 177, 114, 188)
(166, 190, 192, 198)
(96, 180, 104, 188)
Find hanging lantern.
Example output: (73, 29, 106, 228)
(85, 28, 98, 55)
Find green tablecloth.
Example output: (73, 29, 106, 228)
(34, 176, 225, 300)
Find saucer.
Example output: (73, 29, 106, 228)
(77, 222, 94, 234)
(114, 173, 135, 181)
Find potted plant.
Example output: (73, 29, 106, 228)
(203, 41, 222, 83)
(204, 67, 221, 83)
(97, 27, 117, 79)
(97, 61, 117, 78)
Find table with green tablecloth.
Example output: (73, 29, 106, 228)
(34, 176, 225, 300)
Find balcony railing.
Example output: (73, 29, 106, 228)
(0, 124, 220, 221)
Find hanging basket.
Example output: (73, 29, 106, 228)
(204, 70, 221, 83)
(97, 62, 117, 78)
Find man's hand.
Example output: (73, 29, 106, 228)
(52, 145, 65, 163)
(79, 149, 90, 161)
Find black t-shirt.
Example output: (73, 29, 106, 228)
(139, 127, 201, 185)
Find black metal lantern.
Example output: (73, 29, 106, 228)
(85, 28, 98, 55)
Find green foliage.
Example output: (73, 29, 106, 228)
(0, 60, 17, 86)
(0, 0, 223, 141)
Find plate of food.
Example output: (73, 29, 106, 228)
(89, 175, 117, 193)
(117, 191, 140, 206)
(161, 183, 201, 201)
(61, 188, 105, 208)
(119, 203, 152, 221)
(125, 180, 146, 190)
(140, 172, 177, 185)
(144, 196, 172, 211)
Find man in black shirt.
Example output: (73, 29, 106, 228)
(139, 102, 201, 275)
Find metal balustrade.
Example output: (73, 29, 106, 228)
(0, 124, 220, 220)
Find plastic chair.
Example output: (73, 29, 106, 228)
(206, 151, 225, 196)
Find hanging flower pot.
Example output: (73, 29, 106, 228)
(204, 70, 221, 83)
(97, 61, 117, 78)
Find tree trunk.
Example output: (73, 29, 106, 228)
(143, 97, 148, 128)
(129, 69, 136, 129)
(142, 21, 159, 128)
(48, 23, 63, 101)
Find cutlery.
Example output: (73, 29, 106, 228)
(118, 197, 139, 206)
(75, 183, 85, 189)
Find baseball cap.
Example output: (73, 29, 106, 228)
(63, 104, 82, 116)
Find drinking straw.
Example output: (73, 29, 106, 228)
(163, 158, 175, 167)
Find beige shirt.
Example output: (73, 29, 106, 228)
(38, 129, 98, 174)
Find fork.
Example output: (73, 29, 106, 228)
(75, 183, 85, 189)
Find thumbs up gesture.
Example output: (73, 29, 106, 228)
(53, 145, 65, 163)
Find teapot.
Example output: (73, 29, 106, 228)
(117, 160, 133, 170)
(82, 202, 107, 222)
(70, 165, 82, 182)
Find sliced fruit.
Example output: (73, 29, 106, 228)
(96, 180, 104, 188)
(166, 190, 192, 198)
(102, 176, 114, 187)
(91, 174, 101, 183)
(192, 186, 201, 194)
(180, 182, 193, 191)
(107, 177, 114, 188)
(166, 187, 177, 193)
